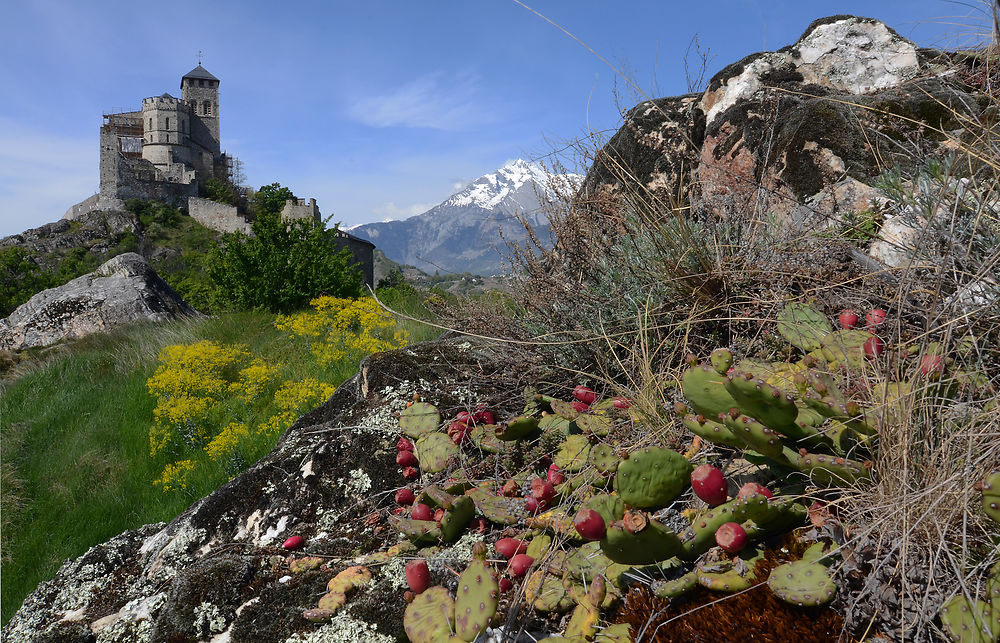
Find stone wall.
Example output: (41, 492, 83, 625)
(188, 197, 250, 234)
(280, 198, 320, 223)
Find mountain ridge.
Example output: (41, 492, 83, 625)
(349, 159, 581, 275)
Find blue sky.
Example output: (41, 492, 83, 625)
(0, 0, 990, 237)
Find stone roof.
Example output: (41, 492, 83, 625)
(159, 92, 175, 99)
(181, 65, 219, 83)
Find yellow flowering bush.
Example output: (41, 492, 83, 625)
(259, 379, 338, 437)
(152, 459, 196, 492)
(275, 296, 409, 364)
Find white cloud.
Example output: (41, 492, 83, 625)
(347, 71, 489, 130)
(371, 201, 435, 220)
(0, 117, 96, 238)
(450, 178, 471, 193)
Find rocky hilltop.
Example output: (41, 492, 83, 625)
(4, 16, 996, 643)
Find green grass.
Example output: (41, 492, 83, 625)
(0, 294, 441, 624)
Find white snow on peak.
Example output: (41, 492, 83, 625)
(444, 159, 581, 210)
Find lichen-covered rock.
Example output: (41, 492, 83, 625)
(2, 336, 537, 642)
(581, 15, 983, 249)
(0, 252, 196, 351)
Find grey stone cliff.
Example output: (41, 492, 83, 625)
(0, 252, 196, 351)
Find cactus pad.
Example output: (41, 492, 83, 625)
(390, 516, 443, 544)
(415, 432, 458, 473)
(615, 446, 692, 509)
(496, 415, 539, 441)
(721, 413, 789, 462)
(777, 303, 832, 352)
(600, 516, 682, 565)
(554, 435, 592, 472)
(551, 399, 581, 420)
(768, 560, 837, 606)
(539, 413, 574, 435)
(785, 447, 871, 485)
(399, 402, 441, 437)
(577, 412, 612, 437)
(288, 556, 323, 573)
(583, 493, 626, 526)
(681, 363, 739, 419)
(469, 424, 502, 453)
(724, 372, 798, 432)
(404, 586, 455, 643)
(681, 413, 745, 449)
(525, 569, 575, 612)
(465, 487, 523, 525)
(440, 495, 475, 541)
(327, 565, 372, 594)
(454, 550, 499, 641)
(982, 470, 1000, 524)
(589, 442, 621, 473)
(653, 569, 698, 598)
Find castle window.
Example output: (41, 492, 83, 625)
(165, 117, 169, 129)
(203, 100, 211, 115)
(199, 79, 204, 87)
(148, 118, 152, 130)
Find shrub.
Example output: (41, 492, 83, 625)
(209, 213, 363, 313)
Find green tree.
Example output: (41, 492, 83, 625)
(203, 178, 237, 205)
(209, 212, 363, 313)
(251, 183, 296, 217)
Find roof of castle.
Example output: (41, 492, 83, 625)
(182, 65, 219, 82)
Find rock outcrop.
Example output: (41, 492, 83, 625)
(582, 15, 986, 268)
(2, 337, 540, 642)
(1, 209, 139, 267)
(0, 253, 196, 351)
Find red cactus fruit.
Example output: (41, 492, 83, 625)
(573, 508, 607, 541)
(406, 559, 430, 594)
(396, 450, 418, 467)
(495, 537, 528, 559)
(547, 464, 565, 485)
(530, 478, 556, 504)
(865, 308, 887, 330)
(524, 496, 540, 514)
(392, 507, 405, 515)
(410, 503, 433, 521)
(864, 336, 885, 358)
(573, 385, 597, 405)
(456, 410, 472, 423)
(472, 405, 495, 425)
(736, 482, 773, 500)
(401, 466, 419, 481)
(396, 436, 414, 452)
(433, 508, 445, 524)
(395, 488, 416, 505)
(919, 354, 944, 377)
(691, 464, 728, 506)
(838, 309, 859, 330)
(570, 400, 590, 412)
(499, 577, 513, 593)
(469, 517, 488, 534)
(714, 522, 748, 554)
(612, 396, 632, 409)
(508, 554, 534, 577)
(282, 535, 304, 550)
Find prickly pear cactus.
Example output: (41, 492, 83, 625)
(600, 515, 682, 565)
(615, 446, 692, 508)
(454, 543, 499, 641)
(768, 559, 837, 606)
(681, 362, 739, 419)
(525, 569, 575, 612)
(776, 302, 832, 352)
(465, 487, 523, 524)
(577, 412, 612, 437)
(415, 432, 458, 473)
(982, 470, 1000, 524)
(404, 586, 455, 643)
(400, 402, 441, 437)
(554, 435, 592, 472)
(589, 442, 621, 473)
(496, 415, 539, 440)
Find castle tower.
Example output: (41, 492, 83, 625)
(181, 65, 221, 156)
(140, 93, 190, 168)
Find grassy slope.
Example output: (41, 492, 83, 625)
(0, 304, 439, 624)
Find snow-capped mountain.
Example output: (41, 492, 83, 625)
(350, 159, 582, 276)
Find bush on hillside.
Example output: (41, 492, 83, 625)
(209, 212, 363, 313)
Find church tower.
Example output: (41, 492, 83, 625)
(181, 64, 220, 156)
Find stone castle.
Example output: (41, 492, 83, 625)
(65, 64, 375, 287)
